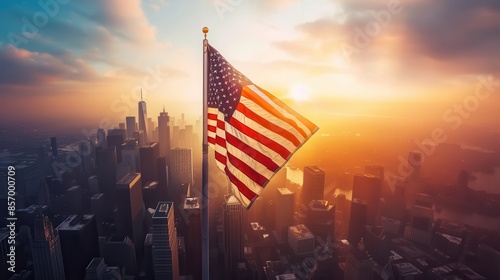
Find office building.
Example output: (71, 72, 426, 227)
(121, 140, 140, 173)
(349, 198, 368, 245)
(184, 197, 202, 280)
(65, 185, 82, 214)
(107, 129, 126, 163)
(115, 173, 145, 257)
(96, 146, 117, 203)
(152, 202, 179, 280)
(126, 116, 136, 138)
(139, 142, 160, 184)
(302, 166, 325, 206)
(138, 91, 148, 143)
(306, 200, 335, 239)
(275, 188, 295, 241)
(288, 224, 315, 257)
(32, 215, 65, 280)
(56, 215, 100, 280)
(404, 193, 434, 245)
(352, 174, 382, 225)
(169, 148, 193, 204)
(224, 195, 243, 271)
(344, 239, 373, 280)
(102, 236, 137, 276)
(84, 257, 123, 280)
(158, 108, 171, 158)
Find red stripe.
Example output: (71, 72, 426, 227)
(225, 132, 280, 172)
(241, 87, 308, 139)
(252, 85, 318, 133)
(215, 135, 226, 148)
(208, 113, 217, 120)
(217, 119, 225, 129)
(236, 103, 301, 147)
(228, 117, 291, 160)
(208, 125, 216, 133)
(226, 152, 267, 186)
(208, 136, 215, 145)
(215, 151, 226, 165)
(225, 167, 257, 202)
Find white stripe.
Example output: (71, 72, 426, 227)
(224, 122, 285, 167)
(239, 95, 306, 144)
(247, 84, 312, 136)
(226, 159, 263, 198)
(229, 183, 251, 208)
(226, 142, 274, 179)
(232, 110, 296, 154)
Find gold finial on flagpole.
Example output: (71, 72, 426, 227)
(202, 27, 209, 39)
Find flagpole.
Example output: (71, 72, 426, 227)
(201, 26, 210, 280)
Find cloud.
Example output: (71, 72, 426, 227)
(0, 45, 98, 86)
(401, 0, 500, 75)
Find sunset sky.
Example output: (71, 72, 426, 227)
(0, 0, 499, 130)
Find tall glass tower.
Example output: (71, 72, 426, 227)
(138, 89, 148, 144)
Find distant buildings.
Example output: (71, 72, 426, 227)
(158, 109, 171, 159)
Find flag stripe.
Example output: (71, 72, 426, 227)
(241, 86, 310, 138)
(239, 95, 306, 144)
(225, 141, 275, 179)
(225, 132, 281, 172)
(231, 110, 296, 155)
(225, 166, 258, 201)
(228, 116, 291, 160)
(235, 102, 302, 147)
(226, 152, 267, 186)
(251, 84, 318, 133)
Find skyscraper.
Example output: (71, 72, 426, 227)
(275, 188, 295, 241)
(169, 148, 193, 204)
(126, 116, 136, 139)
(107, 129, 125, 163)
(223, 195, 243, 272)
(302, 166, 325, 207)
(348, 198, 368, 245)
(183, 197, 201, 280)
(32, 215, 65, 280)
(139, 142, 160, 184)
(114, 173, 145, 258)
(344, 239, 373, 280)
(138, 91, 148, 143)
(96, 146, 117, 206)
(352, 174, 382, 225)
(147, 117, 155, 143)
(56, 215, 100, 280)
(158, 107, 171, 159)
(152, 202, 179, 280)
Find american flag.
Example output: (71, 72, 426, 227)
(207, 44, 318, 208)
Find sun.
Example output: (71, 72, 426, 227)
(290, 84, 309, 102)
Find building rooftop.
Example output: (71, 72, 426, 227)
(429, 263, 485, 280)
(278, 188, 293, 195)
(116, 173, 140, 186)
(143, 181, 158, 189)
(393, 262, 423, 277)
(56, 214, 94, 231)
(289, 224, 314, 240)
(91, 193, 104, 200)
(183, 197, 200, 210)
(152, 202, 173, 219)
(306, 166, 323, 174)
